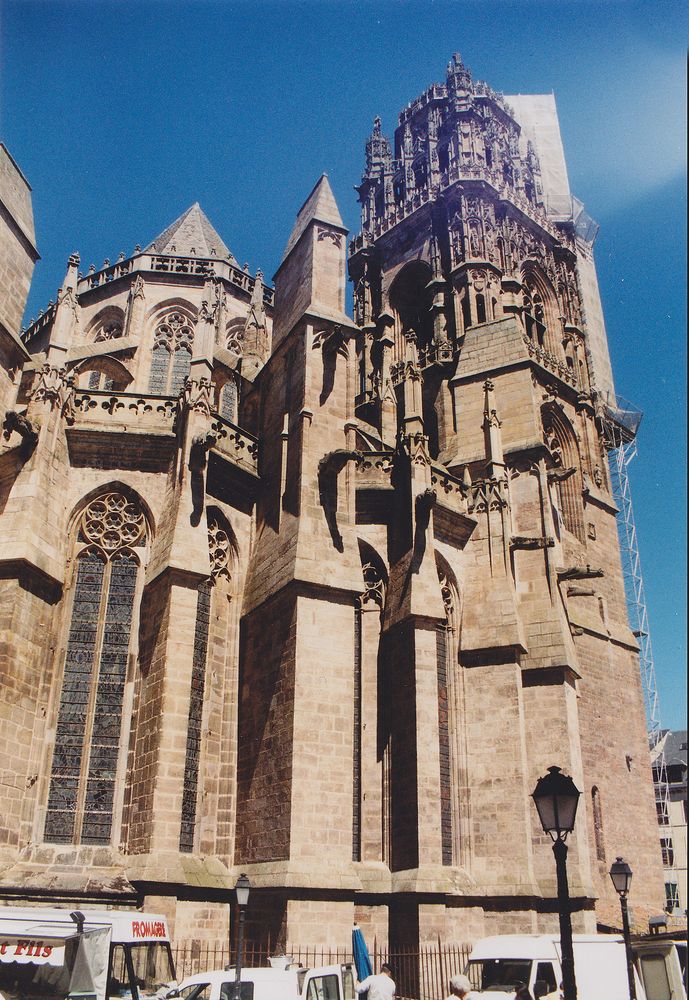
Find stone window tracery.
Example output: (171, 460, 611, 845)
(86, 370, 116, 391)
(225, 318, 245, 355)
(94, 320, 123, 343)
(44, 491, 147, 845)
(218, 379, 238, 423)
(148, 311, 194, 395)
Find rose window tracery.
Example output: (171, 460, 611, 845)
(80, 492, 146, 551)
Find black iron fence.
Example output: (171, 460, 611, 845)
(171, 942, 472, 1000)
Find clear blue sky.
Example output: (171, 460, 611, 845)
(1, 0, 686, 728)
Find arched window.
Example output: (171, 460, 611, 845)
(542, 405, 585, 543)
(85, 307, 125, 345)
(592, 786, 606, 862)
(225, 318, 245, 355)
(389, 261, 434, 359)
(179, 512, 234, 853)
(148, 311, 194, 394)
(354, 543, 387, 865)
(86, 370, 116, 391)
(218, 379, 238, 423)
(436, 559, 461, 867)
(44, 491, 148, 845)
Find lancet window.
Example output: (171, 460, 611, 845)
(218, 378, 238, 423)
(179, 512, 233, 853)
(543, 405, 585, 544)
(353, 547, 387, 864)
(86, 370, 116, 391)
(148, 311, 194, 394)
(44, 491, 148, 845)
(592, 786, 606, 862)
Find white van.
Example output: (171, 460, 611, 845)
(0, 906, 175, 1000)
(465, 933, 646, 1000)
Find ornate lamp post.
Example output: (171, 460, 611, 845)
(233, 873, 251, 1000)
(532, 766, 581, 1000)
(610, 856, 636, 1000)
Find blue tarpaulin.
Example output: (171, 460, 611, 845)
(352, 924, 373, 981)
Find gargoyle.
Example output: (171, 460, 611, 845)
(189, 430, 217, 526)
(2, 410, 39, 457)
(415, 487, 437, 527)
(189, 430, 217, 473)
(548, 466, 576, 483)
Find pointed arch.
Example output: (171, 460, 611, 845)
(44, 487, 151, 845)
(354, 539, 388, 864)
(591, 785, 606, 862)
(434, 551, 463, 866)
(84, 305, 125, 344)
(542, 403, 585, 543)
(389, 260, 434, 360)
(521, 262, 562, 357)
(215, 370, 240, 424)
(146, 300, 197, 395)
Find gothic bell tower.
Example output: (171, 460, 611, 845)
(347, 53, 665, 941)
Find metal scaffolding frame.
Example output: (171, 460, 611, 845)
(597, 391, 677, 905)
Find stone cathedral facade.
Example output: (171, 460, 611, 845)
(0, 57, 664, 951)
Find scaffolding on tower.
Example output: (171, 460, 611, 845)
(596, 389, 677, 903)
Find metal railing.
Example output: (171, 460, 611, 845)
(171, 941, 472, 1000)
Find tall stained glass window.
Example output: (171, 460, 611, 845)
(44, 492, 147, 844)
(148, 311, 194, 395)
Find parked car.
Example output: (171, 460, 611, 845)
(167, 962, 356, 1000)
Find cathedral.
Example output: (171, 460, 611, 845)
(0, 54, 664, 952)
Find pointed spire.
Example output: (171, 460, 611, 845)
(365, 116, 392, 178)
(145, 203, 236, 262)
(281, 174, 345, 262)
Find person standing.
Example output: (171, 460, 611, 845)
(355, 963, 396, 1000)
(446, 973, 480, 1000)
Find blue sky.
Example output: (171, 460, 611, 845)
(1, 0, 686, 728)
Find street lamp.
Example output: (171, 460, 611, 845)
(233, 873, 251, 1000)
(532, 766, 581, 1000)
(610, 857, 636, 1000)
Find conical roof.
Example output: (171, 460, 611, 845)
(281, 174, 345, 262)
(146, 203, 236, 262)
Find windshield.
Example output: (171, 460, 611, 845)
(466, 959, 533, 992)
(128, 942, 176, 997)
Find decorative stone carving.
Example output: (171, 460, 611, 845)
(208, 516, 232, 582)
(80, 491, 146, 551)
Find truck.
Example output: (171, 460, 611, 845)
(464, 933, 647, 1000)
(166, 959, 357, 1000)
(0, 906, 176, 1000)
(633, 932, 687, 1000)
